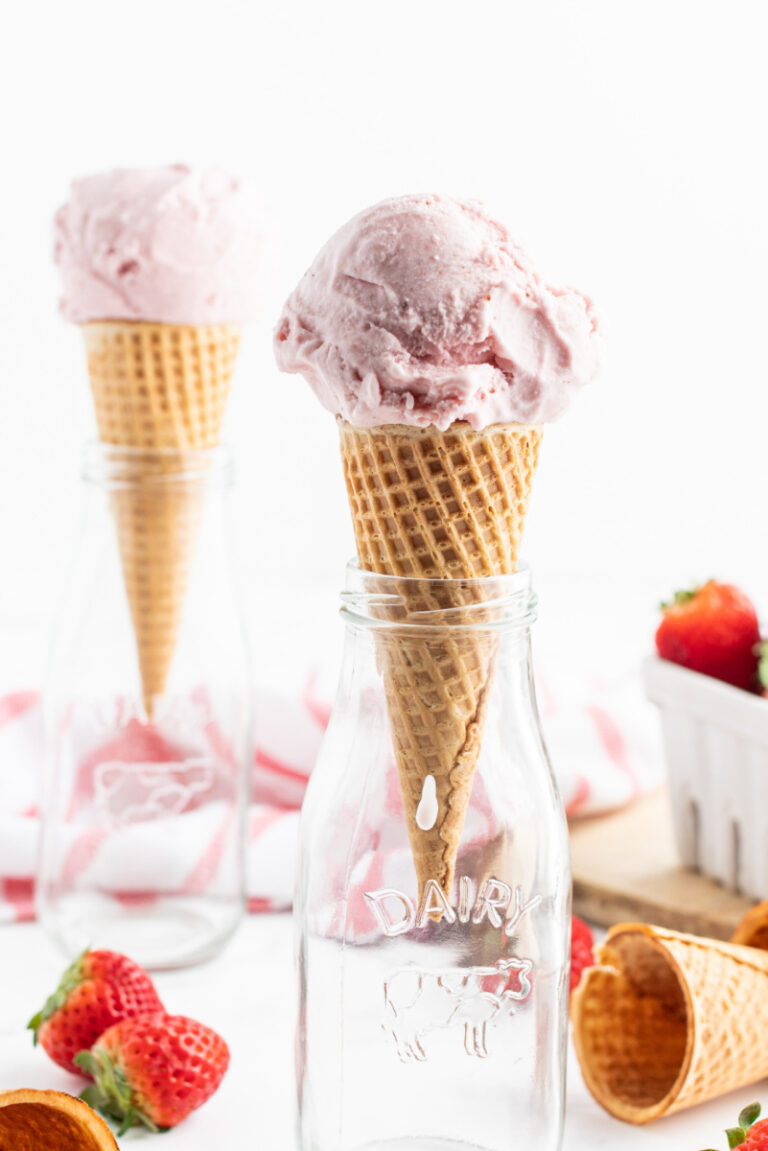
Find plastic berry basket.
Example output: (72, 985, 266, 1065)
(644, 655, 768, 900)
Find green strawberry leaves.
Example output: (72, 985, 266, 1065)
(27, 950, 88, 1040)
(740, 1104, 763, 1129)
(75, 1047, 167, 1137)
(659, 584, 705, 612)
(701, 1102, 762, 1151)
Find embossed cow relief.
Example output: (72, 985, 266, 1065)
(382, 957, 533, 1061)
(362, 875, 539, 1062)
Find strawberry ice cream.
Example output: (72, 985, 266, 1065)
(275, 193, 600, 429)
(54, 164, 265, 325)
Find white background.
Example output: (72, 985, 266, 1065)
(1, 0, 767, 691)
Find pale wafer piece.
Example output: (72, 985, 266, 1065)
(83, 322, 241, 714)
(0, 1089, 118, 1150)
(339, 420, 541, 901)
(571, 922, 768, 1124)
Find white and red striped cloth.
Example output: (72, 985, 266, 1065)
(0, 667, 662, 925)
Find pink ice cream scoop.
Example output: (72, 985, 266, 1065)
(54, 164, 265, 325)
(275, 193, 600, 429)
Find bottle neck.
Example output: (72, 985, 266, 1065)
(80, 442, 234, 492)
(340, 560, 537, 636)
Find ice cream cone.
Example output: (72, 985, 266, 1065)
(0, 1089, 118, 1150)
(571, 922, 768, 1124)
(83, 321, 241, 714)
(339, 419, 541, 900)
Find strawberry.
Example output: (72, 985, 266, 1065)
(570, 915, 595, 993)
(28, 950, 163, 1077)
(655, 581, 761, 691)
(702, 1101, 768, 1150)
(76, 1013, 229, 1133)
(740, 1121, 768, 1151)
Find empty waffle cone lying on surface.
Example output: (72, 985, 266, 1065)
(339, 420, 541, 901)
(731, 899, 768, 951)
(83, 321, 241, 715)
(571, 922, 768, 1124)
(0, 1089, 118, 1150)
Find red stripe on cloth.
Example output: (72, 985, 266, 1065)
(182, 811, 233, 895)
(565, 775, 592, 817)
(112, 891, 160, 909)
(254, 747, 310, 783)
(585, 703, 640, 797)
(190, 685, 237, 771)
(203, 719, 237, 771)
(1, 877, 35, 921)
(0, 691, 39, 727)
(348, 841, 386, 936)
(384, 752, 402, 813)
(249, 806, 291, 842)
(247, 896, 275, 913)
(329, 834, 385, 940)
(61, 829, 110, 887)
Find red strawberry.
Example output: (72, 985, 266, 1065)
(655, 581, 761, 691)
(702, 1101, 768, 1150)
(76, 1014, 229, 1133)
(570, 915, 594, 993)
(741, 1121, 768, 1151)
(28, 950, 163, 1077)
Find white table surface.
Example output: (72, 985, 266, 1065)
(0, 913, 755, 1149)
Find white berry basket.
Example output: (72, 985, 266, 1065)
(644, 655, 768, 900)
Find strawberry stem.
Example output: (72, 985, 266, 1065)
(76, 1046, 164, 1135)
(757, 643, 768, 691)
(659, 584, 704, 612)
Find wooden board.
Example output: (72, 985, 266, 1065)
(570, 788, 755, 940)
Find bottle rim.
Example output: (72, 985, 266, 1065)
(80, 441, 235, 489)
(340, 559, 537, 632)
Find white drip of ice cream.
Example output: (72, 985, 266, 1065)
(416, 774, 438, 831)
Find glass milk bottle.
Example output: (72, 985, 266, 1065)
(295, 563, 571, 1151)
(38, 444, 251, 970)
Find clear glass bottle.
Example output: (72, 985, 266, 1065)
(38, 444, 251, 970)
(296, 563, 570, 1151)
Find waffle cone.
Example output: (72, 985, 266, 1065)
(83, 322, 241, 714)
(339, 420, 541, 901)
(731, 899, 768, 950)
(0, 1089, 118, 1150)
(571, 922, 768, 1124)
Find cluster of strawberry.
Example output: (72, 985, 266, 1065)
(655, 581, 766, 694)
(28, 950, 228, 1135)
